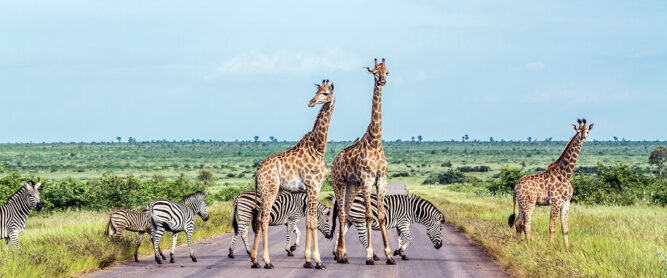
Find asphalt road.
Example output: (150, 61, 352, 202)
(85, 182, 507, 278)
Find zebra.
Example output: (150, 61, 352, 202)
(1, 180, 43, 249)
(105, 208, 166, 262)
(147, 191, 209, 264)
(332, 193, 445, 260)
(227, 191, 332, 259)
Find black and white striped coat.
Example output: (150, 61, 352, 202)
(333, 193, 445, 260)
(147, 191, 209, 264)
(0, 181, 42, 249)
(106, 208, 166, 262)
(227, 191, 331, 258)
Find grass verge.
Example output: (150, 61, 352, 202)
(0, 201, 233, 278)
(408, 184, 666, 278)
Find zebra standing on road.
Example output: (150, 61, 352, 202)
(0, 180, 43, 249)
(332, 193, 445, 260)
(147, 191, 209, 264)
(228, 191, 332, 258)
(105, 208, 166, 262)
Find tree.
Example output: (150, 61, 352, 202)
(462, 134, 469, 142)
(489, 137, 494, 142)
(127, 137, 136, 144)
(116, 137, 121, 143)
(613, 136, 619, 142)
(197, 170, 216, 186)
(417, 135, 423, 142)
(411, 136, 415, 142)
(527, 137, 532, 142)
(649, 146, 667, 176)
(269, 136, 276, 142)
(253, 136, 259, 142)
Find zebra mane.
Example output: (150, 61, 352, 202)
(4, 184, 29, 204)
(408, 194, 445, 221)
(183, 191, 207, 202)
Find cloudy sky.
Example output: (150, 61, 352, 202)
(1, 0, 666, 142)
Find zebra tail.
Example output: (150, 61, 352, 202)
(508, 191, 516, 228)
(330, 198, 338, 236)
(105, 218, 112, 236)
(232, 202, 239, 236)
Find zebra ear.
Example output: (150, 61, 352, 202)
(22, 181, 31, 188)
(34, 181, 41, 190)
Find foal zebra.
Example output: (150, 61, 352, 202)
(105, 208, 166, 262)
(147, 191, 209, 264)
(332, 193, 445, 260)
(0, 181, 42, 249)
(228, 191, 331, 259)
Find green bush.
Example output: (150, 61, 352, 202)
(457, 165, 491, 172)
(212, 184, 254, 201)
(572, 163, 667, 205)
(423, 170, 466, 185)
(487, 166, 530, 195)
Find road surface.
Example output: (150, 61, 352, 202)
(85, 182, 507, 278)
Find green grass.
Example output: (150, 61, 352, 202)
(0, 201, 233, 278)
(408, 183, 667, 278)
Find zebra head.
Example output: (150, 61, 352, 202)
(184, 191, 209, 221)
(317, 202, 332, 239)
(412, 195, 444, 249)
(23, 180, 43, 211)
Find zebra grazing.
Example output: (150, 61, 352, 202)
(332, 193, 445, 260)
(1, 180, 43, 249)
(147, 191, 209, 264)
(105, 208, 166, 262)
(228, 191, 331, 259)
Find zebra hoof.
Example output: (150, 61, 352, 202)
(386, 258, 396, 265)
(286, 251, 294, 257)
(315, 262, 326, 269)
(228, 252, 235, 259)
(373, 253, 380, 261)
(251, 262, 261, 269)
(191, 256, 197, 262)
(401, 255, 409, 261)
(393, 249, 400, 256)
(366, 259, 375, 265)
(155, 258, 163, 264)
(135, 256, 139, 262)
(336, 257, 348, 264)
(303, 262, 313, 268)
(161, 255, 167, 260)
(264, 263, 274, 269)
(170, 258, 175, 263)
(290, 244, 297, 252)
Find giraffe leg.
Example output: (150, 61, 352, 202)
(515, 210, 525, 239)
(549, 201, 562, 244)
(362, 181, 375, 265)
(304, 188, 324, 269)
(560, 200, 571, 248)
(523, 202, 536, 241)
(376, 177, 395, 265)
(261, 189, 278, 269)
(334, 182, 356, 263)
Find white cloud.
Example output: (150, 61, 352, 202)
(515, 62, 545, 71)
(214, 48, 360, 75)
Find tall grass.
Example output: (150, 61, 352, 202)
(0, 201, 233, 278)
(409, 184, 666, 278)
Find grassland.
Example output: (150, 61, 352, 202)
(408, 183, 666, 278)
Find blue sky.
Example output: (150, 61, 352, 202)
(1, 0, 666, 142)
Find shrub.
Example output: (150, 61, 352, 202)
(572, 163, 667, 206)
(487, 166, 530, 195)
(423, 170, 466, 185)
(391, 172, 410, 178)
(457, 165, 491, 172)
(212, 184, 254, 201)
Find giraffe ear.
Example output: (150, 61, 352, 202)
(314, 84, 321, 89)
(330, 83, 334, 91)
(572, 124, 578, 132)
(363, 67, 374, 74)
(588, 123, 594, 131)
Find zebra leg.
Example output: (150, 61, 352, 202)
(135, 232, 144, 262)
(396, 224, 412, 260)
(187, 231, 197, 262)
(4, 238, 9, 250)
(393, 227, 403, 256)
(376, 176, 395, 265)
(113, 227, 124, 243)
(151, 224, 164, 264)
(10, 232, 19, 248)
(292, 224, 301, 252)
(240, 226, 251, 256)
(229, 231, 238, 258)
(285, 220, 296, 256)
(170, 233, 178, 263)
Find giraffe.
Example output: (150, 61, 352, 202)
(330, 58, 396, 265)
(249, 79, 334, 270)
(508, 118, 593, 248)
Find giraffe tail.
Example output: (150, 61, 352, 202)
(330, 198, 339, 238)
(252, 175, 260, 233)
(508, 191, 516, 228)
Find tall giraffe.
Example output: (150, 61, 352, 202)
(508, 118, 593, 248)
(249, 80, 334, 269)
(330, 58, 395, 265)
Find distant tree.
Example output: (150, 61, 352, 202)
(462, 134, 469, 142)
(527, 137, 532, 142)
(197, 169, 217, 186)
(128, 137, 136, 144)
(269, 136, 276, 142)
(253, 136, 259, 142)
(545, 137, 553, 142)
(411, 136, 415, 142)
(613, 136, 619, 142)
(417, 135, 423, 142)
(649, 146, 667, 177)
(489, 137, 494, 142)
(116, 137, 121, 143)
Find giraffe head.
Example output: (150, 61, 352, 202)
(363, 58, 388, 86)
(308, 79, 335, 107)
(572, 118, 594, 142)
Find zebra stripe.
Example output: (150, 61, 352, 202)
(0, 181, 42, 249)
(333, 193, 444, 260)
(147, 191, 209, 264)
(227, 191, 331, 258)
(105, 208, 165, 262)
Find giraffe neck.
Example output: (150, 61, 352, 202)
(550, 133, 583, 180)
(306, 100, 334, 157)
(363, 84, 382, 148)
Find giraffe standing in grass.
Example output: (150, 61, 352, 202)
(508, 118, 593, 247)
(331, 58, 396, 265)
(250, 80, 335, 270)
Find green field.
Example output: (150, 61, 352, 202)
(0, 140, 665, 277)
